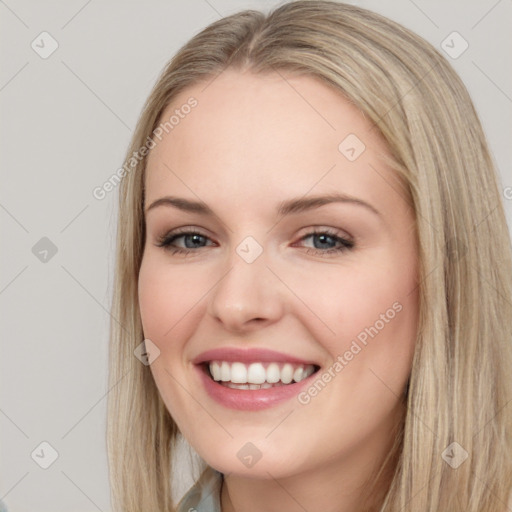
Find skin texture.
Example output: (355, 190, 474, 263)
(138, 69, 419, 512)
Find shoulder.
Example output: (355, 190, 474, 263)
(176, 466, 223, 512)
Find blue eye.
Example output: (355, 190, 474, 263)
(155, 228, 354, 256)
(299, 230, 354, 255)
(156, 231, 213, 254)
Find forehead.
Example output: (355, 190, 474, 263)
(144, 69, 402, 215)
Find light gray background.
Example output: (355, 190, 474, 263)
(1, 1, 511, 511)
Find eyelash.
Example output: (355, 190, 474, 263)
(155, 228, 354, 257)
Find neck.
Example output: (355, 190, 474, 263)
(220, 412, 403, 512)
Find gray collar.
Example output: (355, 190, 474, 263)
(176, 466, 223, 512)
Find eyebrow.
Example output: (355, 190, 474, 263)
(144, 192, 380, 217)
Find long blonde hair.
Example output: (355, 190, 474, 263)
(106, 1, 512, 510)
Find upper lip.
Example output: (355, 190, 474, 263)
(193, 347, 319, 366)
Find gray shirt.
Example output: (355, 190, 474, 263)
(176, 466, 223, 512)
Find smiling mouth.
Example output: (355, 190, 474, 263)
(203, 360, 321, 390)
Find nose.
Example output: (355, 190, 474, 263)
(206, 245, 286, 333)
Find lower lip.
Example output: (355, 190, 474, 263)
(196, 364, 318, 411)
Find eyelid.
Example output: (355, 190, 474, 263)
(296, 225, 353, 242)
(155, 226, 215, 247)
(158, 225, 212, 239)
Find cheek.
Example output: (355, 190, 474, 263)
(138, 261, 172, 341)
(138, 256, 207, 341)
(307, 255, 418, 371)
(292, 265, 417, 437)
(137, 256, 207, 423)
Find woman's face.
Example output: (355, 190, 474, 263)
(138, 69, 419, 480)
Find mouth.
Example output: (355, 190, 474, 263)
(193, 347, 322, 409)
(200, 361, 321, 390)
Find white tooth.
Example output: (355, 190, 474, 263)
(304, 365, 315, 378)
(281, 363, 294, 384)
(226, 382, 249, 389)
(231, 362, 248, 383)
(220, 361, 231, 382)
(293, 366, 304, 382)
(210, 361, 221, 381)
(247, 362, 266, 384)
(214, 361, 317, 386)
(266, 363, 280, 383)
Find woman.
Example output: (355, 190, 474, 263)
(106, 1, 512, 511)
